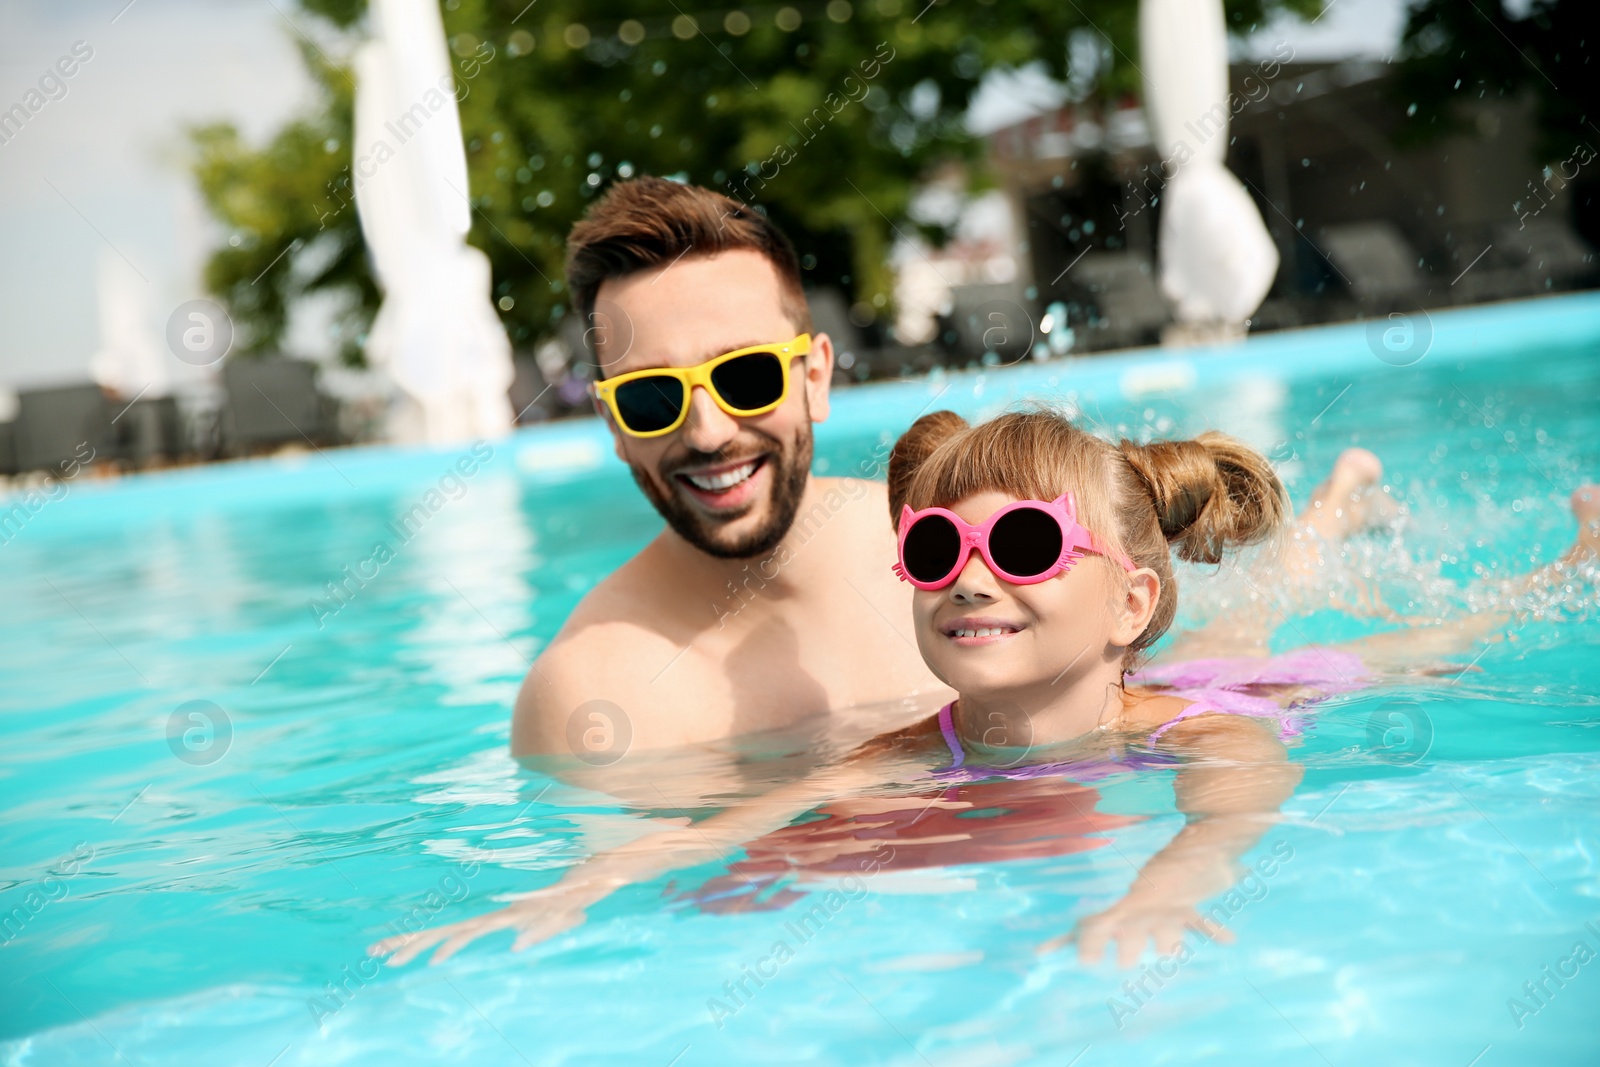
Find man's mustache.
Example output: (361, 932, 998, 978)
(658, 434, 782, 479)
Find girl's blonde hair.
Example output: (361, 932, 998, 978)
(887, 410, 1290, 656)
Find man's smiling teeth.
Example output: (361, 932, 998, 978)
(951, 626, 1017, 638)
(685, 459, 758, 491)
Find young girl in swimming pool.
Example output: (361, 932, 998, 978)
(375, 411, 1600, 968)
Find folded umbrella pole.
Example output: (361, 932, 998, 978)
(1139, 0, 1280, 338)
(353, 0, 514, 444)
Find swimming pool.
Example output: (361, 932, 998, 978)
(4, 293, 1598, 1065)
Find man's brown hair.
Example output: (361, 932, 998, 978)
(565, 177, 811, 342)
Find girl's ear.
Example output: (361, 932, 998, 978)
(1109, 568, 1161, 649)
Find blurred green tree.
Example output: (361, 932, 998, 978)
(1392, 0, 1597, 250)
(1394, 0, 1594, 165)
(192, 0, 1319, 363)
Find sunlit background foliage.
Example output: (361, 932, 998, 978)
(193, 0, 1334, 363)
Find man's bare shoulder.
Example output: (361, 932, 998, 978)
(812, 476, 889, 509)
(793, 477, 894, 541)
(511, 544, 704, 755)
(511, 627, 681, 757)
(816, 475, 887, 499)
(559, 565, 658, 632)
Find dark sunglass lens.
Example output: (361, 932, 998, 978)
(902, 514, 962, 584)
(614, 376, 686, 433)
(989, 507, 1064, 578)
(709, 353, 786, 413)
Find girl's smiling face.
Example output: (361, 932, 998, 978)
(909, 490, 1161, 702)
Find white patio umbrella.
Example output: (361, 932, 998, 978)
(353, 0, 513, 444)
(90, 250, 170, 400)
(1139, 0, 1279, 330)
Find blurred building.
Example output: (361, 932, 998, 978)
(973, 60, 1598, 354)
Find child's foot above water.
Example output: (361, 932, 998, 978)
(1568, 485, 1600, 564)
(1284, 448, 1396, 584)
(1300, 447, 1388, 541)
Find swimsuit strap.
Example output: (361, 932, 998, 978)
(1147, 690, 1307, 744)
(1146, 697, 1230, 743)
(933, 698, 1186, 782)
(936, 702, 965, 769)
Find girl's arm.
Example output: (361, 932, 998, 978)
(1066, 615, 1498, 967)
(1058, 713, 1302, 967)
(1330, 613, 1505, 676)
(371, 740, 933, 966)
(1077, 614, 1498, 967)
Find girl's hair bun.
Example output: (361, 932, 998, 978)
(887, 410, 968, 521)
(1118, 431, 1288, 564)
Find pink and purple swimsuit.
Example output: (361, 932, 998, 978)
(934, 648, 1369, 782)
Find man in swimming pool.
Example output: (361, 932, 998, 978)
(512, 177, 1387, 763)
(513, 177, 944, 758)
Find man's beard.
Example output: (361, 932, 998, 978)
(629, 423, 814, 560)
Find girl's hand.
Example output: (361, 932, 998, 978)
(1044, 895, 1233, 968)
(368, 877, 614, 966)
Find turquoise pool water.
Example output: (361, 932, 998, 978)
(4, 293, 1599, 1065)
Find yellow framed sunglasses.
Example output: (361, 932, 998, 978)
(592, 334, 811, 438)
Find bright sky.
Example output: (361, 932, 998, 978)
(0, 1, 317, 395)
(966, 0, 1409, 134)
(0, 0, 1410, 395)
